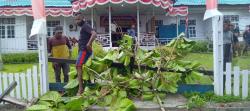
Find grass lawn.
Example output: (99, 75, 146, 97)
(182, 53, 250, 70)
(0, 63, 56, 82)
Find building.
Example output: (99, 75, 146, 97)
(0, 0, 250, 53)
(0, 0, 74, 53)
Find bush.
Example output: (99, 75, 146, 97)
(192, 41, 210, 53)
(2, 52, 38, 64)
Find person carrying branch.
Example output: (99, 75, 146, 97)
(48, 26, 72, 83)
(74, 12, 97, 95)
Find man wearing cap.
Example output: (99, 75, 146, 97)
(48, 26, 72, 83)
(74, 13, 97, 95)
(223, 20, 233, 71)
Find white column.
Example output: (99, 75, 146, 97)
(0, 37, 2, 70)
(63, 17, 67, 36)
(91, 8, 94, 28)
(212, 15, 224, 96)
(176, 16, 179, 37)
(38, 34, 49, 95)
(109, 4, 112, 48)
(137, 4, 140, 46)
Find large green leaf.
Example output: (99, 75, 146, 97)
(40, 91, 62, 104)
(64, 79, 79, 89)
(26, 105, 50, 111)
(116, 98, 136, 111)
(128, 79, 140, 89)
(65, 98, 84, 111)
(142, 93, 154, 101)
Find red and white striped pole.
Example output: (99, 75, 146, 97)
(204, 0, 223, 96)
(30, 0, 49, 95)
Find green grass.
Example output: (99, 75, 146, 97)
(0, 63, 56, 82)
(182, 53, 250, 70)
(182, 53, 213, 70)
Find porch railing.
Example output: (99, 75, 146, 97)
(27, 40, 38, 50)
(96, 34, 111, 47)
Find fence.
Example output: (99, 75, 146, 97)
(0, 65, 41, 101)
(222, 63, 250, 99)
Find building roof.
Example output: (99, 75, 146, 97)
(0, 0, 72, 7)
(175, 0, 250, 6)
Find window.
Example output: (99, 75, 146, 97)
(0, 18, 15, 38)
(224, 15, 239, 28)
(155, 20, 163, 26)
(47, 21, 60, 37)
(180, 19, 196, 37)
(188, 27, 196, 37)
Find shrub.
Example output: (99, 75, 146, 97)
(192, 41, 210, 53)
(2, 52, 38, 64)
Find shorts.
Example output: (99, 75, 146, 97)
(76, 49, 92, 67)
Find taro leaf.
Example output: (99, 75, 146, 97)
(158, 93, 166, 99)
(104, 95, 113, 106)
(100, 86, 110, 96)
(61, 96, 81, 103)
(142, 93, 154, 101)
(113, 75, 128, 82)
(26, 105, 50, 111)
(118, 90, 127, 98)
(65, 98, 84, 111)
(68, 68, 77, 79)
(128, 79, 140, 89)
(85, 58, 92, 66)
(134, 72, 143, 79)
(117, 103, 135, 111)
(64, 79, 79, 89)
(37, 101, 52, 107)
(58, 103, 66, 110)
(124, 56, 131, 66)
(110, 98, 136, 111)
(40, 91, 62, 104)
(90, 60, 108, 73)
(102, 50, 119, 62)
(189, 61, 201, 69)
(83, 66, 89, 80)
(143, 86, 151, 92)
(185, 71, 204, 84)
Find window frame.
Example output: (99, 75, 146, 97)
(0, 18, 15, 39)
(47, 20, 60, 37)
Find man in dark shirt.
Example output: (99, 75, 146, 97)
(243, 25, 250, 55)
(74, 12, 97, 95)
(230, 24, 240, 56)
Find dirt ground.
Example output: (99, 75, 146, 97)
(0, 104, 25, 111)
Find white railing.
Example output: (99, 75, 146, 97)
(220, 63, 250, 99)
(96, 34, 111, 47)
(0, 65, 41, 101)
(0, 38, 27, 53)
(157, 38, 173, 45)
(139, 33, 156, 46)
(27, 40, 38, 50)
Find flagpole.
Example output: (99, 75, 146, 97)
(31, 0, 49, 94)
(109, 4, 112, 48)
(204, 0, 223, 96)
(38, 33, 49, 94)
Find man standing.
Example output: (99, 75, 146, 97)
(48, 26, 72, 83)
(223, 20, 233, 71)
(74, 13, 97, 95)
(127, 24, 136, 38)
(230, 24, 240, 56)
(243, 25, 250, 55)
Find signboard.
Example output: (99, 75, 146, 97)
(100, 15, 136, 27)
